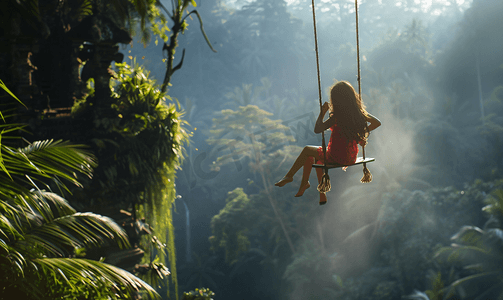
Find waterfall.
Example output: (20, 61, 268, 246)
(476, 51, 485, 124)
(183, 200, 192, 263)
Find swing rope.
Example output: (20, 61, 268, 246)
(310, 0, 331, 193)
(311, 0, 372, 192)
(354, 0, 372, 183)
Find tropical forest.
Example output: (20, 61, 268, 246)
(1, 0, 502, 299)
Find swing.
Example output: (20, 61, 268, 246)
(313, 157, 375, 169)
(310, 0, 374, 193)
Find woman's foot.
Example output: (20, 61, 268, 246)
(275, 176, 293, 187)
(319, 193, 327, 205)
(295, 181, 310, 197)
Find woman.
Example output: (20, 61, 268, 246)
(275, 81, 381, 204)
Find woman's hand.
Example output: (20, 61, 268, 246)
(315, 102, 337, 134)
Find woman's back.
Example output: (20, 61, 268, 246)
(319, 124, 358, 165)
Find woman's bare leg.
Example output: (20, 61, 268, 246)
(295, 156, 314, 197)
(275, 146, 320, 187)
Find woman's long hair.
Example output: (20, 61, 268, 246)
(329, 81, 369, 145)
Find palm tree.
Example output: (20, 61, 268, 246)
(0, 83, 160, 299)
(207, 106, 297, 255)
(435, 190, 503, 300)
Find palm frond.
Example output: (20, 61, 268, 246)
(0, 80, 25, 121)
(404, 289, 430, 300)
(31, 191, 77, 219)
(0, 238, 27, 277)
(18, 139, 95, 179)
(23, 212, 129, 256)
(76, 0, 93, 17)
(34, 257, 161, 299)
(0, 140, 96, 198)
(447, 271, 499, 290)
(0, 213, 23, 241)
(451, 225, 484, 241)
(0, 133, 9, 180)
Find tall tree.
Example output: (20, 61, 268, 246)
(207, 104, 297, 254)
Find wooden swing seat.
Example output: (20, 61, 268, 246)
(313, 157, 375, 169)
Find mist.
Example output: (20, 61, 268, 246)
(126, 0, 503, 298)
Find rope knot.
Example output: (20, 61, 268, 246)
(317, 169, 331, 193)
(360, 163, 373, 183)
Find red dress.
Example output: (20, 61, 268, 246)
(317, 124, 358, 165)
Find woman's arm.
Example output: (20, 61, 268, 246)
(366, 113, 381, 132)
(314, 102, 336, 133)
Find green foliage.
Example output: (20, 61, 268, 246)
(0, 140, 95, 200)
(482, 189, 503, 219)
(140, 255, 172, 291)
(435, 188, 503, 299)
(6, 0, 211, 56)
(71, 78, 95, 116)
(68, 0, 170, 45)
(106, 59, 189, 183)
(425, 272, 445, 300)
(0, 84, 159, 299)
(0, 196, 160, 299)
(70, 60, 189, 298)
(151, 0, 209, 45)
(3, 0, 206, 299)
(477, 85, 503, 178)
(111, 60, 167, 101)
(209, 188, 251, 264)
(0, 80, 24, 120)
(222, 77, 306, 120)
(207, 104, 294, 175)
(33, 258, 159, 299)
(375, 182, 493, 290)
(74, 59, 189, 200)
(158, 0, 215, 93)
(109, 60, 189, 298)
(0, 149, 155, 297)
(182, 287, 215, 300)
(372, 281, 401, 300)
(224, 82, 262, 107)
(479, 85, 503, 136)
(371, 18, 432, 62)
(283, 239, 332, 286)
(400, 19, 432, 59)
(285, 179, 503, 300)
(205, 83, 333, 298)
(207, 100, 300, 256)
